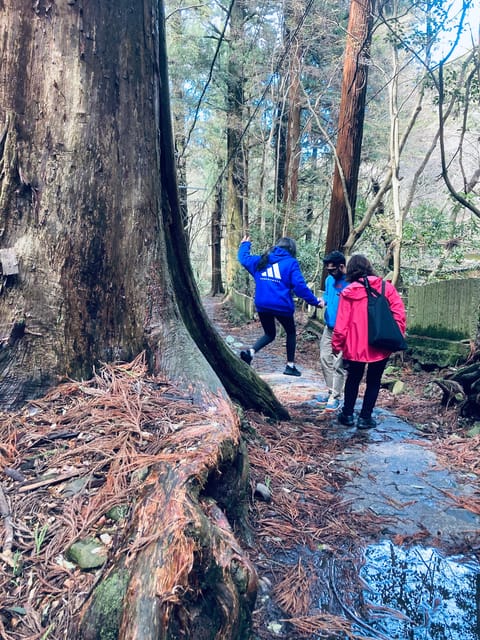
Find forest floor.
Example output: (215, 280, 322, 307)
(0, 296, 479, 640)
(204, 295, 480, 640)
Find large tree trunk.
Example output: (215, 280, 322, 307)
(0, 1, 288, 638)
(225, 0, 248, 291)
(0, 0, 179, 404)
(324, 0, 373, 255)
(0, 0, 285, 414)
(282, 2, 303, 236)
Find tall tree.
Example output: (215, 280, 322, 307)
(0, 1, 287, 637)
(324, 0, 374, 256)
(282, 0, 304, 235)
(210, 164, 225, 295)
(168, 6, 189, 231)
(225, 0, 248, 290)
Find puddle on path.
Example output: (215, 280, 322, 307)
(250, 359, 480, 639)
(356, 540, 480, 639)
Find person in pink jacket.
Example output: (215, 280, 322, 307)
(332, 254, 407, 429)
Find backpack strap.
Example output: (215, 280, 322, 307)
(362, 275, 379, 298)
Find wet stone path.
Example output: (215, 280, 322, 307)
(262, 366, 480, 550)
(258, 366, 480, 640)
(336, 409, 480, 544)
(205, 297, 480, 638)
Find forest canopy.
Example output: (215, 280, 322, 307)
(165, 0, 480, 290)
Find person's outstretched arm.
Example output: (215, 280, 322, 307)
(290, 261, 321, 307)
(237, 236, 259, 275)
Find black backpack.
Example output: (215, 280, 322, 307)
(362, 277, 407, 352)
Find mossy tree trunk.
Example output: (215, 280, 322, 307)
(225, 0, 248, 292)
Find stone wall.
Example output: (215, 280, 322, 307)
(230, 289, 255, 320)
(407, 278, 480, 367)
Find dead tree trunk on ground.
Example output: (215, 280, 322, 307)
(434, 361, 480, 419)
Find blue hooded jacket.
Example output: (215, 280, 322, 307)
(238, 241, 320, 315)
(322, 274, 348, 329)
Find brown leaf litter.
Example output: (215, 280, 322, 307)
(0, 353, 240, 639)
(0, 296, 478, 640)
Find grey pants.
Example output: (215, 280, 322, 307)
(319, 325, 346, 399)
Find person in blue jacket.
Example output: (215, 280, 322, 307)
(317, 250, 349, 412)
(238, 235, 322, 376)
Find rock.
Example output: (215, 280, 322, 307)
(254, 482, 272, 502)
(66, 538, 108, 569)
(106, 505, 128, 522)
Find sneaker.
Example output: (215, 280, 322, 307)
(283, 365, 301, 377)
(240, 350, 252, 365)
(324, 396, 340, 412)
(357, 415, 377, 429)
(316, 392, 330, 404)
(337, 411, 355, 427)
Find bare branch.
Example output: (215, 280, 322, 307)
(438, 62, 480, 218)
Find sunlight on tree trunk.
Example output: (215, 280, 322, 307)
(169, 7, 189, 234)
(325, 0, 373, 255)
(388, 6, 402, 287)
(282, 2, 303, 236)
(225, 0, 248, 290)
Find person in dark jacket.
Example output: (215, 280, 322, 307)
(238, 235, 322, 376)
(332, 254, 406, 429)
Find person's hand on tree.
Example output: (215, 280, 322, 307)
(241, 234, 250, 242)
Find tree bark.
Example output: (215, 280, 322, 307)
(0, 0, 171, 405)
(79, 395, 258, 640)
(0, 0, 286, 413)
(169, 7, 189, 235)
(325, 0, 373, 254)
(225, 0, 248, 291)
(0, 1, 288, 638)
(282, 2, 303, 236)
(210, 170, 225, 296)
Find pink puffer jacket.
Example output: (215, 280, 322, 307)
(332, 276, 407, 362)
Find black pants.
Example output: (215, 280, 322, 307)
(254, 312, 296, 362)
(342, 358, 389, 418)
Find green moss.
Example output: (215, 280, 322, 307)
(79, 569, 129, 640)
(408, 339, 471, 367)
(408, 325, 468, 341)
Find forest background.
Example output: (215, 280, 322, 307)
(0, 1, 479, 638)
(165, 0, 480, 295)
